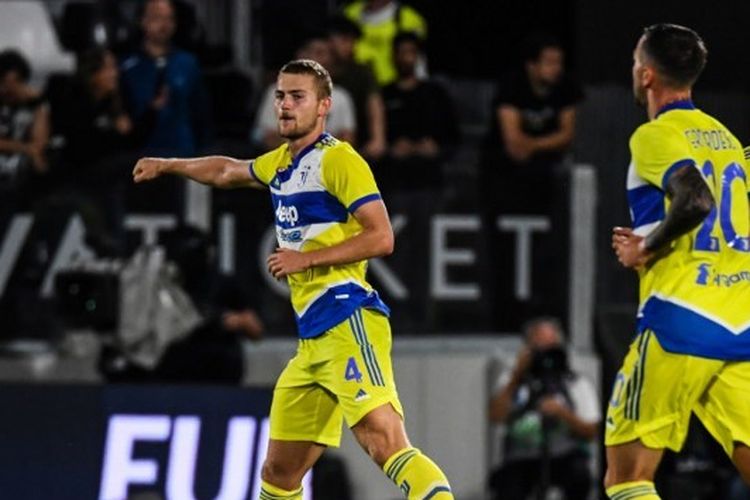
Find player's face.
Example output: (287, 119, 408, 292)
(142, 0, 176, 46)
(274, 73, 331, 141)
(632, 37, 648, 106)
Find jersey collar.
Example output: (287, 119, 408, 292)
(655, 99, 695, 118)
(291, 132, 330, 168)
(276, 132, 331, 184)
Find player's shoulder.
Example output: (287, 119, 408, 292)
(629, 119, 681, 151)
(320, 138, 370, 180)
(632, 118, 677, 139)
(698, 111, 742, 142)
(255, 144, 289, 173)
(253, 144, 292, 186)
(321, 137, 365, 164)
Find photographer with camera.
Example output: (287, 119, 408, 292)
(488, 317, 600, 500)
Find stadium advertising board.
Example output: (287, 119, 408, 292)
(0, 384, 312, 500)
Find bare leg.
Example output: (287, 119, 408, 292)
(261, 439, 326, 491)
(351, 403, 410, 466)
(604, 440, 664, 488)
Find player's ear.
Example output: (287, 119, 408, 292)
(318, 95, 332, 117)
(642, 65, 655, 89)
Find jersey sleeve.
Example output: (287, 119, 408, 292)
(630, 122, 695, 189)
(249, 149, 279, 186)
(744, 146, 750, 193)
(321, 145, 381, 213)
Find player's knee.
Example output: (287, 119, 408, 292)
(603, 469, 615, 490)
(362, 429, 402, 466)
(261, 457, 301, 489)
(354, 405, 409, 466)
(360, 424, 409, 466)
(604, 464, 655, 489)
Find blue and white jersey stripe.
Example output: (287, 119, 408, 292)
(627, 161, 665, 236)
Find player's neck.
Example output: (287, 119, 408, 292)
(286, 125, 325, 157)
(648, 89, 691, 120)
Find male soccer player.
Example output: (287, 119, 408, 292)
(605, 24, 750, 499)
(132, 59, 453, 500)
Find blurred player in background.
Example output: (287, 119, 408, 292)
(133, 58, 453, 500)
(606, 24, 750, 499)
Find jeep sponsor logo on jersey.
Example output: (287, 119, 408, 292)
(275, 201, 299, 226)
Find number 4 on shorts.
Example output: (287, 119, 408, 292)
(345, 356, 363, 383)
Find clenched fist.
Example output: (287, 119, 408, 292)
(132, 158, 164, 183)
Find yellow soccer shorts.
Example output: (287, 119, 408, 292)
(269, 307, 404, 447)
(605, 329, 750, 457)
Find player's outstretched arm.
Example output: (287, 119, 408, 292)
(132, 156, 264, 189)
(267, 200, 393, 278)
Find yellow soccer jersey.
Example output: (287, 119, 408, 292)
(250, 133, 389, 338)
(627, 100, 750, 359)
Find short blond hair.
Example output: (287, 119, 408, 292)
(279, 59, 333, 99)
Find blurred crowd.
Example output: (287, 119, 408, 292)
(4, 2, 750, 499)
(1, 0, 587, 340)
(0, 0, 582, 252)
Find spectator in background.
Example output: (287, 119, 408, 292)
(120, 0, 210, 158)
(479, 33, 582, 332)
(380, 31, 457, 194)
(0, 49, 49, 205)
(488, 317, 599, 500)
(62, 48, 136, 163)
(327, 15, 386, 160)
(252, 34, 356, 152)
(52, 48, 147, 254)
(119, 0, 211, 216)
(377, 31, 457, 330)
(481, 32, 582, 215)
(343, 0, 427, 86)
